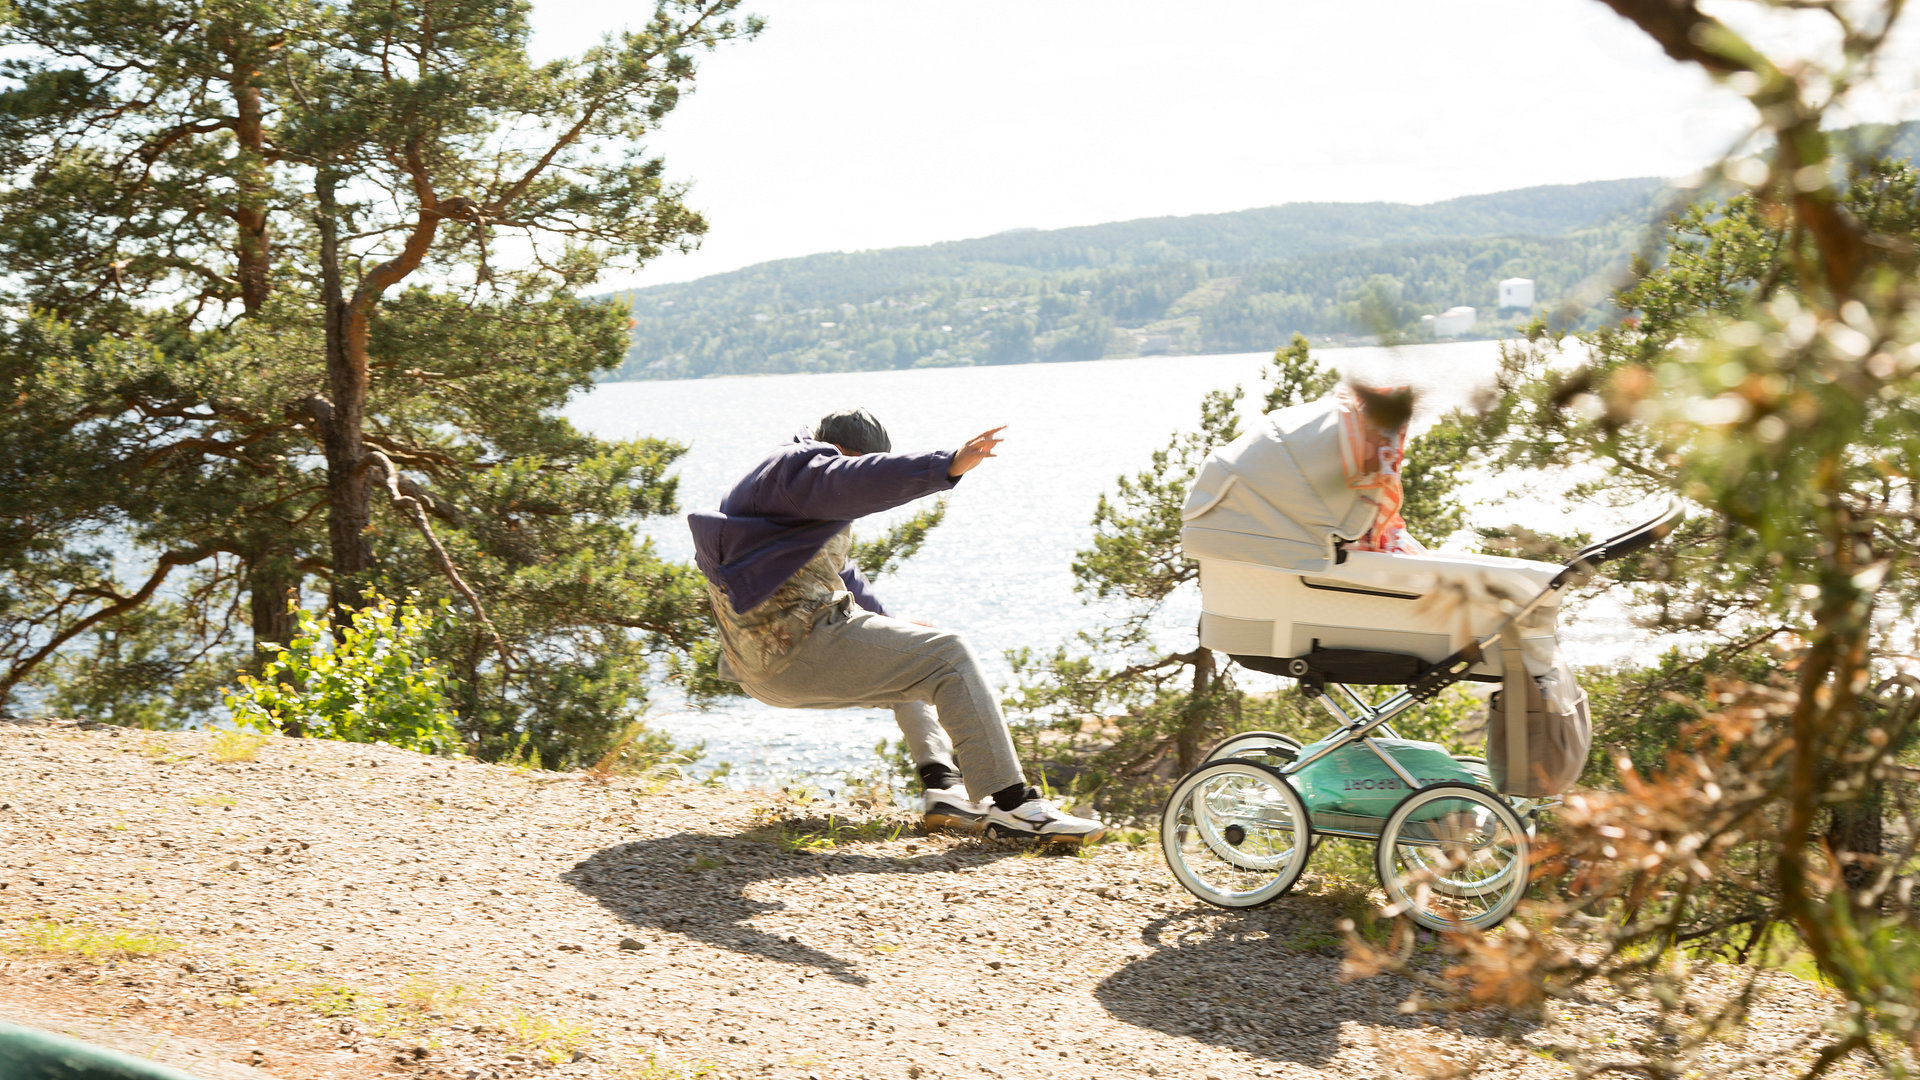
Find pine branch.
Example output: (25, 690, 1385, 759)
(367, 450, 509, 667)
(0, 544, 220, 706)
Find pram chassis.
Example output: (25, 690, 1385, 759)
(1160, 509, 1679, 932)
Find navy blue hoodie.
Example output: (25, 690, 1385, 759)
(687, 436, 959, 615)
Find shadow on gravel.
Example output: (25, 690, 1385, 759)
(564, 830, 1029, 986)
(1095, 907, 1505, 1065)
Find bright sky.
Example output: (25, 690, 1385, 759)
(527, 1, 1920, 290)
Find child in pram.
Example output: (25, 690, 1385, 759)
(1161, 383, 1676, 931)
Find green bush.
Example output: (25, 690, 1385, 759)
(226, 595, 461, 755)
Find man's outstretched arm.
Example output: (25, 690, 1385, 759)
(773, 426, 1008, 521)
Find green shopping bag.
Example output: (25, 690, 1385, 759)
(1292, 735, 1478, 819)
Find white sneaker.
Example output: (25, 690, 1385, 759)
(983, 798, 1106, 844)
(921, 786, 988, 834)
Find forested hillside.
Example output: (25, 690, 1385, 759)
(610, 176, 1665, 379)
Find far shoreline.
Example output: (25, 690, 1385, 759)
(592, 334, 1528, 386)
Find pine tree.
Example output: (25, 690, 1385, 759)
(0, 0, 763, 765)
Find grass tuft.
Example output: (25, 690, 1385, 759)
(398, 973, 483, 1014)
(583, 720, 697, 785)
(208, 729, 267, 763)
(300, 981, 379, 1018)
(500, 1009, 594, 1063)
(751, 808, 911, 854)
(616, 1053, 724, 1079)
(138, 738, 189, 764)
(9, 918, 181, 960)
(276, 974, 490, 1036)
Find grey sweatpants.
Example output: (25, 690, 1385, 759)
(735, 602, 1027, 802)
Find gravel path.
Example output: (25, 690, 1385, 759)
(0, 720, 1855, 1079)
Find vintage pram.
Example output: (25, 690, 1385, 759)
(1159, 394, 1677, 932)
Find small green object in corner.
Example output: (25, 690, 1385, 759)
(0, 1020, 213, 1080)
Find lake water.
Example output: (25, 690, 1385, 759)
(567, 342, 1644, 791)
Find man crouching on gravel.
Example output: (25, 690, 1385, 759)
(687, 408, 1104, 844)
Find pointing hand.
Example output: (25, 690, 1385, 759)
(948, 425, 1006, 479)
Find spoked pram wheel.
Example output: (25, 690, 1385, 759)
(1205, 730, 1320, 857)
(1374, 782, 1529, 932)
(1204, 730, 1302, 765)
(1160, 760, 1312, 909)
(1448, 755, 1549, 839)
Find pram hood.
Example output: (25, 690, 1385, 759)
(1181, 397, 1379, 572)
(1181, 394, 1564, 615)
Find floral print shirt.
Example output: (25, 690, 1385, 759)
(708, 527, 853, 683)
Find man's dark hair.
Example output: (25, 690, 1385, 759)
(814, 407, 891, 455)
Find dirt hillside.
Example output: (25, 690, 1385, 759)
(0, 719, 1851, 1079)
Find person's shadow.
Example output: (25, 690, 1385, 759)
(562, 821, 1024, 986)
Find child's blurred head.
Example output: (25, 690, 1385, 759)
(1348, 383, 1415, 435)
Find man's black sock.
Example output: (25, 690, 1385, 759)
(917, 762, 962, 792)
(991, 783, 1040, 812)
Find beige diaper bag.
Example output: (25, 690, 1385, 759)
(1486, 625, 1591, 797)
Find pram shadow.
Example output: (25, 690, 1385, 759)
(562, 829, 1027, 986)
(1094, 906, 1519, 1065)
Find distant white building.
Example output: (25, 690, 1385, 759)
(1498, 277, 1535, 311)
(1421, 305, 1476, 338)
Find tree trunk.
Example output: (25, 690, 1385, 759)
(312, 159, 443, 617)
(314, 169, 373, 615)
(245, 557, 302, 733)
(227, 49, 272, 315)
(246, 560, 297, 663)
(1827, 781, 1884, 900)
(1175, 647, 1217, 775)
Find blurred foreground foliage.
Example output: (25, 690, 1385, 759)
(1008, 4, 1920, 1071)
(1340, 3, 1920, 1076)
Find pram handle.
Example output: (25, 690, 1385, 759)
(1548, 505, 1682, 588)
